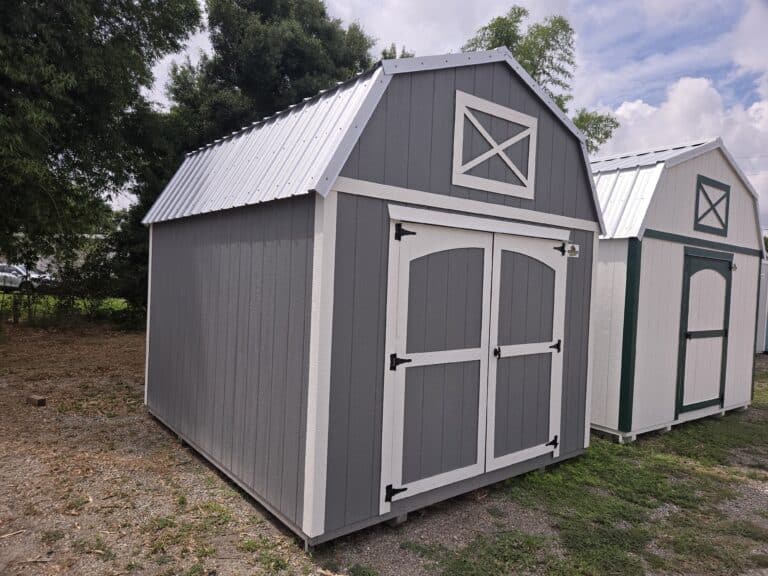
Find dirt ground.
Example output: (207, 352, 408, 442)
(0, 326, 766, 575)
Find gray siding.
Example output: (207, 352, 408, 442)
(340, 62, 597, 222)
(403, 361, 480, 483)
(147, 196, 314, 530)
(324, 193, 594, 533)
(495, 354, 551, 457)
(406, 248, 485, 353)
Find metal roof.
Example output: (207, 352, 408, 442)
(144, 48, 604, 230)
(143, 66, 390, 224)
(591, 138, 761, 241)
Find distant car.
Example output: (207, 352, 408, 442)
(0, 264, 52, 292)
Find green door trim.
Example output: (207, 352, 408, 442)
(643, 229, 761, 257)
(618, 238, 642, 432)
(675, 246, 732, 418)
(694, 174, 730, 237)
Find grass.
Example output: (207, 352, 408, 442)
(401, 373, 768, 576)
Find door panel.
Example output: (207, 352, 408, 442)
(676, 250, 731, 415)
(403, 361, 480, 483)
(497, 251, 555, 345)
(486, 235, 566, 471)
(494, 354, 551, 458)
(382, 222, 492, 508)
(406, 248, 485, 353)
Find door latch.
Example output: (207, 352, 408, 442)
(385, 484, 408, 502)
(389, 353, 412, 371)
(549, 339, 562, 353)
(493, 346, 501, 358)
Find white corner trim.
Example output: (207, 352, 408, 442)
(452, 90, 537, 199)
(334, 177, 600, 233)
(388, 204, 570, 241)
(302, 190, 338, 538)
(584, 230, 599, 448)
(144, 224, 153, 405)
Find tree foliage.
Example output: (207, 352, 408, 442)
(463, 6, 617, 152)
(0, 0, 200, 265)
(381, 43, 415, 59)
(112, 0, 375, 309)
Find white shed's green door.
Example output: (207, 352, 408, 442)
(380, 220, 568, 511)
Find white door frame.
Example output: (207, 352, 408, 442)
(485, 235, 566, 471)
(379, 208, 570, 514)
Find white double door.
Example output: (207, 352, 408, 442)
(380, 220, 567, 512)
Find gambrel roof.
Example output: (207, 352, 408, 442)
(591, 138, 760, 240)
(144, 48, 600, 226)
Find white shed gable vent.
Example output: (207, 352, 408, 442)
(452, 90, 537, 199)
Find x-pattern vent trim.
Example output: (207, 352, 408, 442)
(694, 174, 730, 237)
(452, 90, 537, 199)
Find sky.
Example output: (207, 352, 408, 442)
(147, 0, 768, 223)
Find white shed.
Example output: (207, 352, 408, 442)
(590, 138, 763, 442)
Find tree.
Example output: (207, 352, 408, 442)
(0, 0, 201, 265)
(462, 6, 617, 152)
(112, 0, 375, 309)
(381, 43, 415, 59)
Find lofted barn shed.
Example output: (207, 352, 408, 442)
(591, 139, 763, 442)
(143, 48, 604, 545)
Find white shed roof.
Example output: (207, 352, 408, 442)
(145, 48, 602, 228)
(591, 138, 760, 240)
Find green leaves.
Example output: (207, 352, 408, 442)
(463, 6, 619, 153)
(0, 0, 200, 264)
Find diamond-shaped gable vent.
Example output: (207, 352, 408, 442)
(452, 90, 537, 198)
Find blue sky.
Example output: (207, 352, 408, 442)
(148, 0, 768, 222)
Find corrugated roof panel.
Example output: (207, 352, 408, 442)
(590, 140, 713, 173)
(143, 67, 388, 224)
(590, 140, 723, 239)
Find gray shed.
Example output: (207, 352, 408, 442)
(143, 48, 604, 545)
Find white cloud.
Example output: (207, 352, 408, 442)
(728, 0, 768, 98)
(600, 76, 768, 223)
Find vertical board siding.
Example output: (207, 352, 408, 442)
(406, 248, 484, 353)
(147, 196, 314, 529)
(325, 193, 594, 533)
(403, 361, 480, 483)
(591, 239, 628, 430)
(340, 63, 598, 223)
(495, 354, 551, 456)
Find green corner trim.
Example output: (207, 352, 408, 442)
(694, 174, 730, 237)
(618, 238, 642, 432)
(675, 247, 732, 418)
(643, 229, 761, 257)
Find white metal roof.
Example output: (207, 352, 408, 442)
(591, 138, 761, 240)
(144, 48, 603, 229)
(143, 66, 390, 224)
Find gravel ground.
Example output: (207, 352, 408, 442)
(0, 326, 766, 575)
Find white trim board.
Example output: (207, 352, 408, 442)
(388, 205, 570, 241)
(302, 190, 338, 537)
(335, 177, 600, 233)
(584, 231, 599, 448)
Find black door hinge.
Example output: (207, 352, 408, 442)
(729, 262, 737, 271)
(493, 346, 501, 358)
(554, 242, 566, 255)
(385, 484, 408, 502)
(549, 339, 562, 353)
(390, 353, 412, 371)
(395, 223, 416, 241)
(546, 435, 559, 449)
